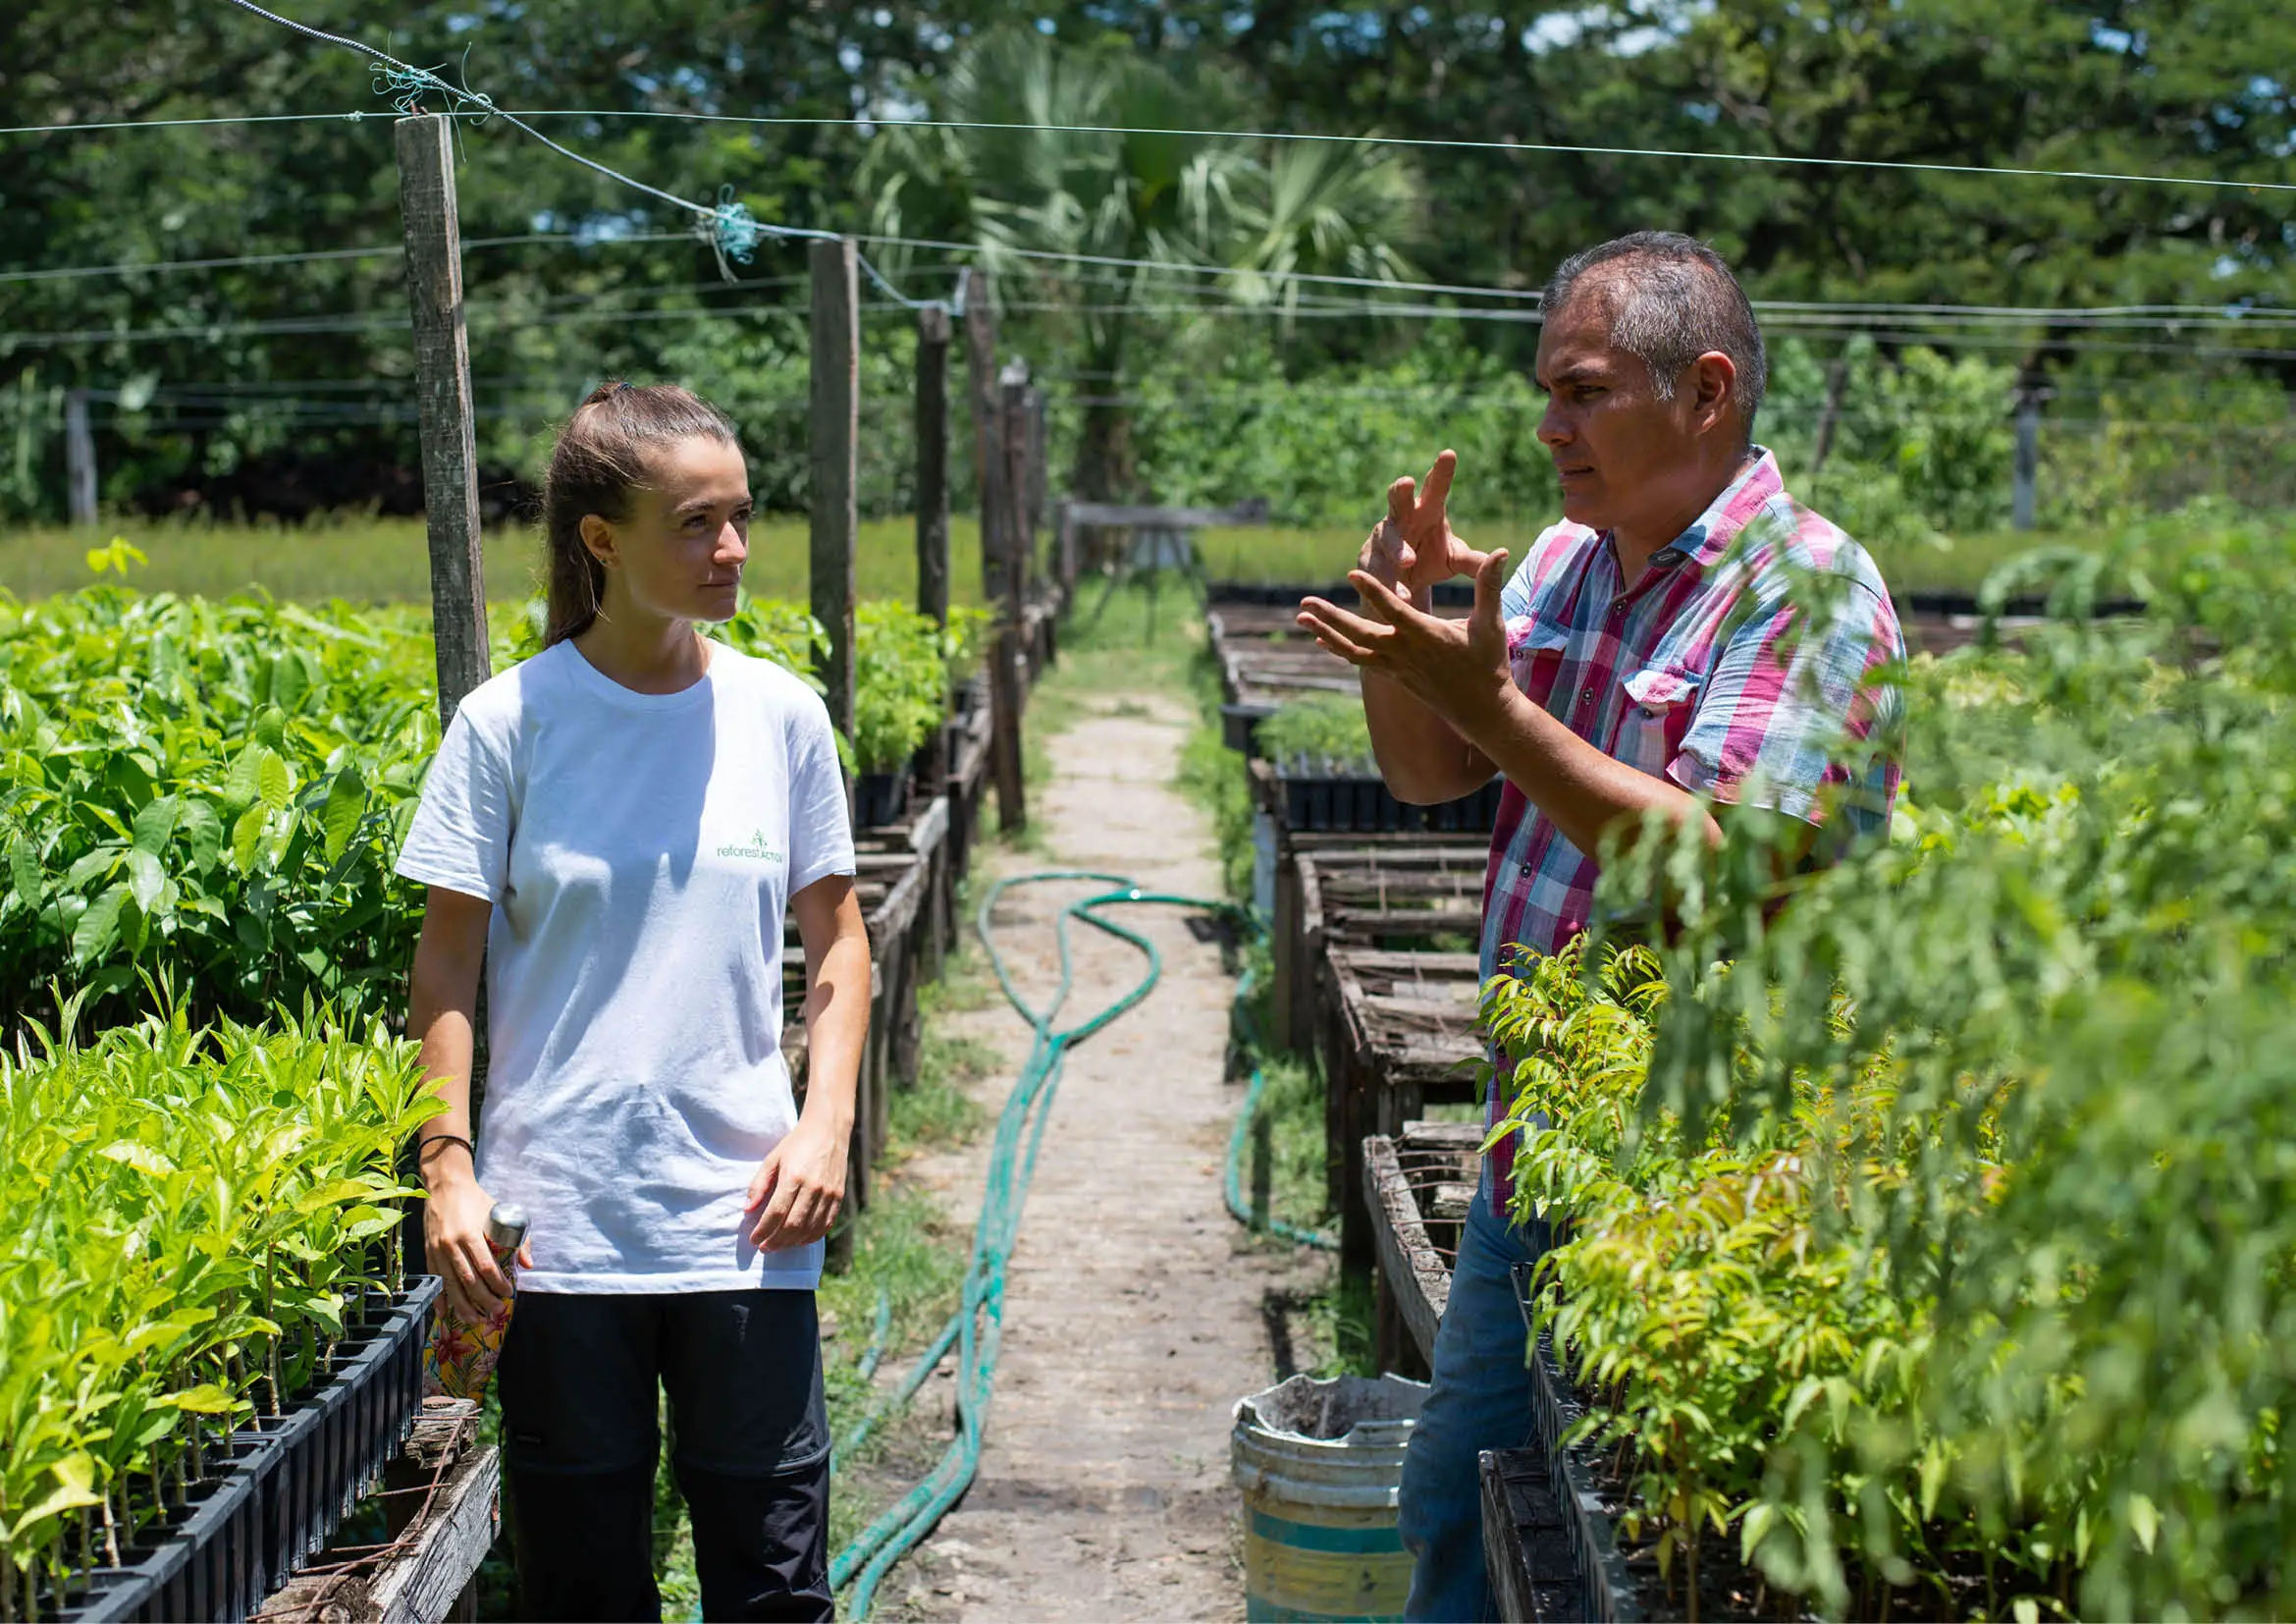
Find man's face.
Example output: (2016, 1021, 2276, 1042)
(1533, 290, 1706, 540)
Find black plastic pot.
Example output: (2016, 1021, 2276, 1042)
(1511, 1262, 1642, 1624)
(1275, 763, 1504, 835)
(55, 1274, 442, 1624)
(1220, 701, 1277, 756)
(853, 762, 914, 830)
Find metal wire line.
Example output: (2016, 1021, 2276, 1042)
(490, 108, 2296, 195)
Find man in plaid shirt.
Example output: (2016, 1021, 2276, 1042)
(1297, 232, 1903, 1621)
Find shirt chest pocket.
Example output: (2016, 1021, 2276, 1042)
(1615, 665, 1704, 778)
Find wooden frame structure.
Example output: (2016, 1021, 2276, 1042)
(1361, 1119, 1482, 1376)
(1317, 947, 1486, 1271)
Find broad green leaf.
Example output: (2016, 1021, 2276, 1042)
(320, 762, 368, 864)
(183, 797, 224, 873)
(7, 837, 40, 905)
(131, 792, 182, 854)
(252, 705, 288, 751)
(2128, 1492, 2160, 1554)
(256, 749, 293, 812)
(167, 1383, 240, 1415)
(72, 883, 128, 964)
(10, 1480, 103, 1539)
(99, 1140, 176, 1176)
(232, 803, 269, 873)
(125, 847, 165, 914)
(221, 744, 264, 812)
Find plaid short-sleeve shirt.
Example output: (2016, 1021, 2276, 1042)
(1480, 449, 1904, 1209)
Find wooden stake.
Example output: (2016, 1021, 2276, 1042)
(963, 272, 1027, 832)
(915, 303, 953, 794)
(961, 269, 1006, 605)
(64, 388, 95, 527)
(810, 238, 860, 741)
(1000, 363, 1033, 623)
(915, 304, 952, 629)
(394, 113, 491, 726)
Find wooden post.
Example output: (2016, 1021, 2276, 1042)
(915, 304, 953, 795)
(1000, 362, 1033, 628)
(2012, 382, 2043, 531)
(63, 388, 95, 527)
(810, 238, 861, 743)
(916, 304, 952, 629)
(1026, 386, 1048, 596)
(394, 112, 491, 726)
(395, 111, 494, 1283)
(1811, 352, 1848, 475)
(962, 269, 1006, 606)
(965, 271, 1027, 832)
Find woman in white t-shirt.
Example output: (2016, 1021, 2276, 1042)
(397, 382, 869, 1622)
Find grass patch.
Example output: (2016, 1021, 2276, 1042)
(0, 513, 988, 606)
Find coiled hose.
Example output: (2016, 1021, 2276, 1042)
(827, 871, 1330, 1618)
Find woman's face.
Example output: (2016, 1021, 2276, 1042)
(583, 435, 752, 624)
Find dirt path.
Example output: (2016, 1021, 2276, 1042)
(886, 691, 1328, 1621)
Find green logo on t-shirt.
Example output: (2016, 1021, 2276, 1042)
(717, 828, 783, 863)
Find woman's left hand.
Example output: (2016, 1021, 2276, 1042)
(744, 1117, 848, 1250)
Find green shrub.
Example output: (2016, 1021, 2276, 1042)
(0, 590, 439, 1037)
(1491, 514, 2296, 1619)
(0, 1006, 438, 1611)
(1258, 693, 1372, 774)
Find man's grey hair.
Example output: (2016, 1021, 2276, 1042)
(1540, 232, 1768, 440)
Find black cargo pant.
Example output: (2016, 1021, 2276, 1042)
(495, 1289, 832, 1623)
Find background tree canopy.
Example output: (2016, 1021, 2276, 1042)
(1, 0, 2290, 527)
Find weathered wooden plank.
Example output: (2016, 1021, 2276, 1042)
(1364, 1134, 1448, 1363)
(1402, 1119, 1488, 1153)
(372, 1444, 499, 1624)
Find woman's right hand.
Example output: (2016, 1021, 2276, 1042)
(424, 1159, 521, 1323)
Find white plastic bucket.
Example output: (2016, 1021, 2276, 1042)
(1231, 1373, 1430, 1622)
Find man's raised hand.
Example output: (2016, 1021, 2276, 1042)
(1357, 449, 1491, 605)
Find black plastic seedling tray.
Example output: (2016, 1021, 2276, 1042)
(1275, 765, 1505, 835)
(56, 1274, 442, 1624)
(853, 762, 914, 830)
(1513, 1262, 1643, 1624)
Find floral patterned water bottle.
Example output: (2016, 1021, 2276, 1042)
(422, 1202, 529, 1401)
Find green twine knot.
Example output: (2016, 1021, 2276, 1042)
(712, 186, 762, 264)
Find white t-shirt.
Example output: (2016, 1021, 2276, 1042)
(395, 638, 856, 1293)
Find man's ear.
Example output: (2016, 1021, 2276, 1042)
(1687, 351, 1737, 437)
(578, 513, 617, 571)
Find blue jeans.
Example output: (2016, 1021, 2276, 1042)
(1398, 1163, 1545, 1622)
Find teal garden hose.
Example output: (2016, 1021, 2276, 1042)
(827, 872, 1332, 1618)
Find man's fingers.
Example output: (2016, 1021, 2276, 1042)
(1348, 568, 1438, 632)
(1300, 597, 1393, 647)
(1367, 519, 1416, 585)
(1296, 607, 1379, 666)
(744, 1153, 779, 1213)
(1386, 474, 1417, 527)
(457, 1237, 507, 1317)
(1421, 449, 1458, 514)
(1471, 548, 1513, 631)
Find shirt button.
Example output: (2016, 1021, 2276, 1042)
(1608, 602, 1625, 618)
(1580, 686, 1595, 704)
(1520, 862, 1533, 877)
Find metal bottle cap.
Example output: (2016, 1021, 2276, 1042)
(485, 1203, 530, 1251)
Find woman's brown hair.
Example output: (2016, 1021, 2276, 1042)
(541, 381, 741, 647)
